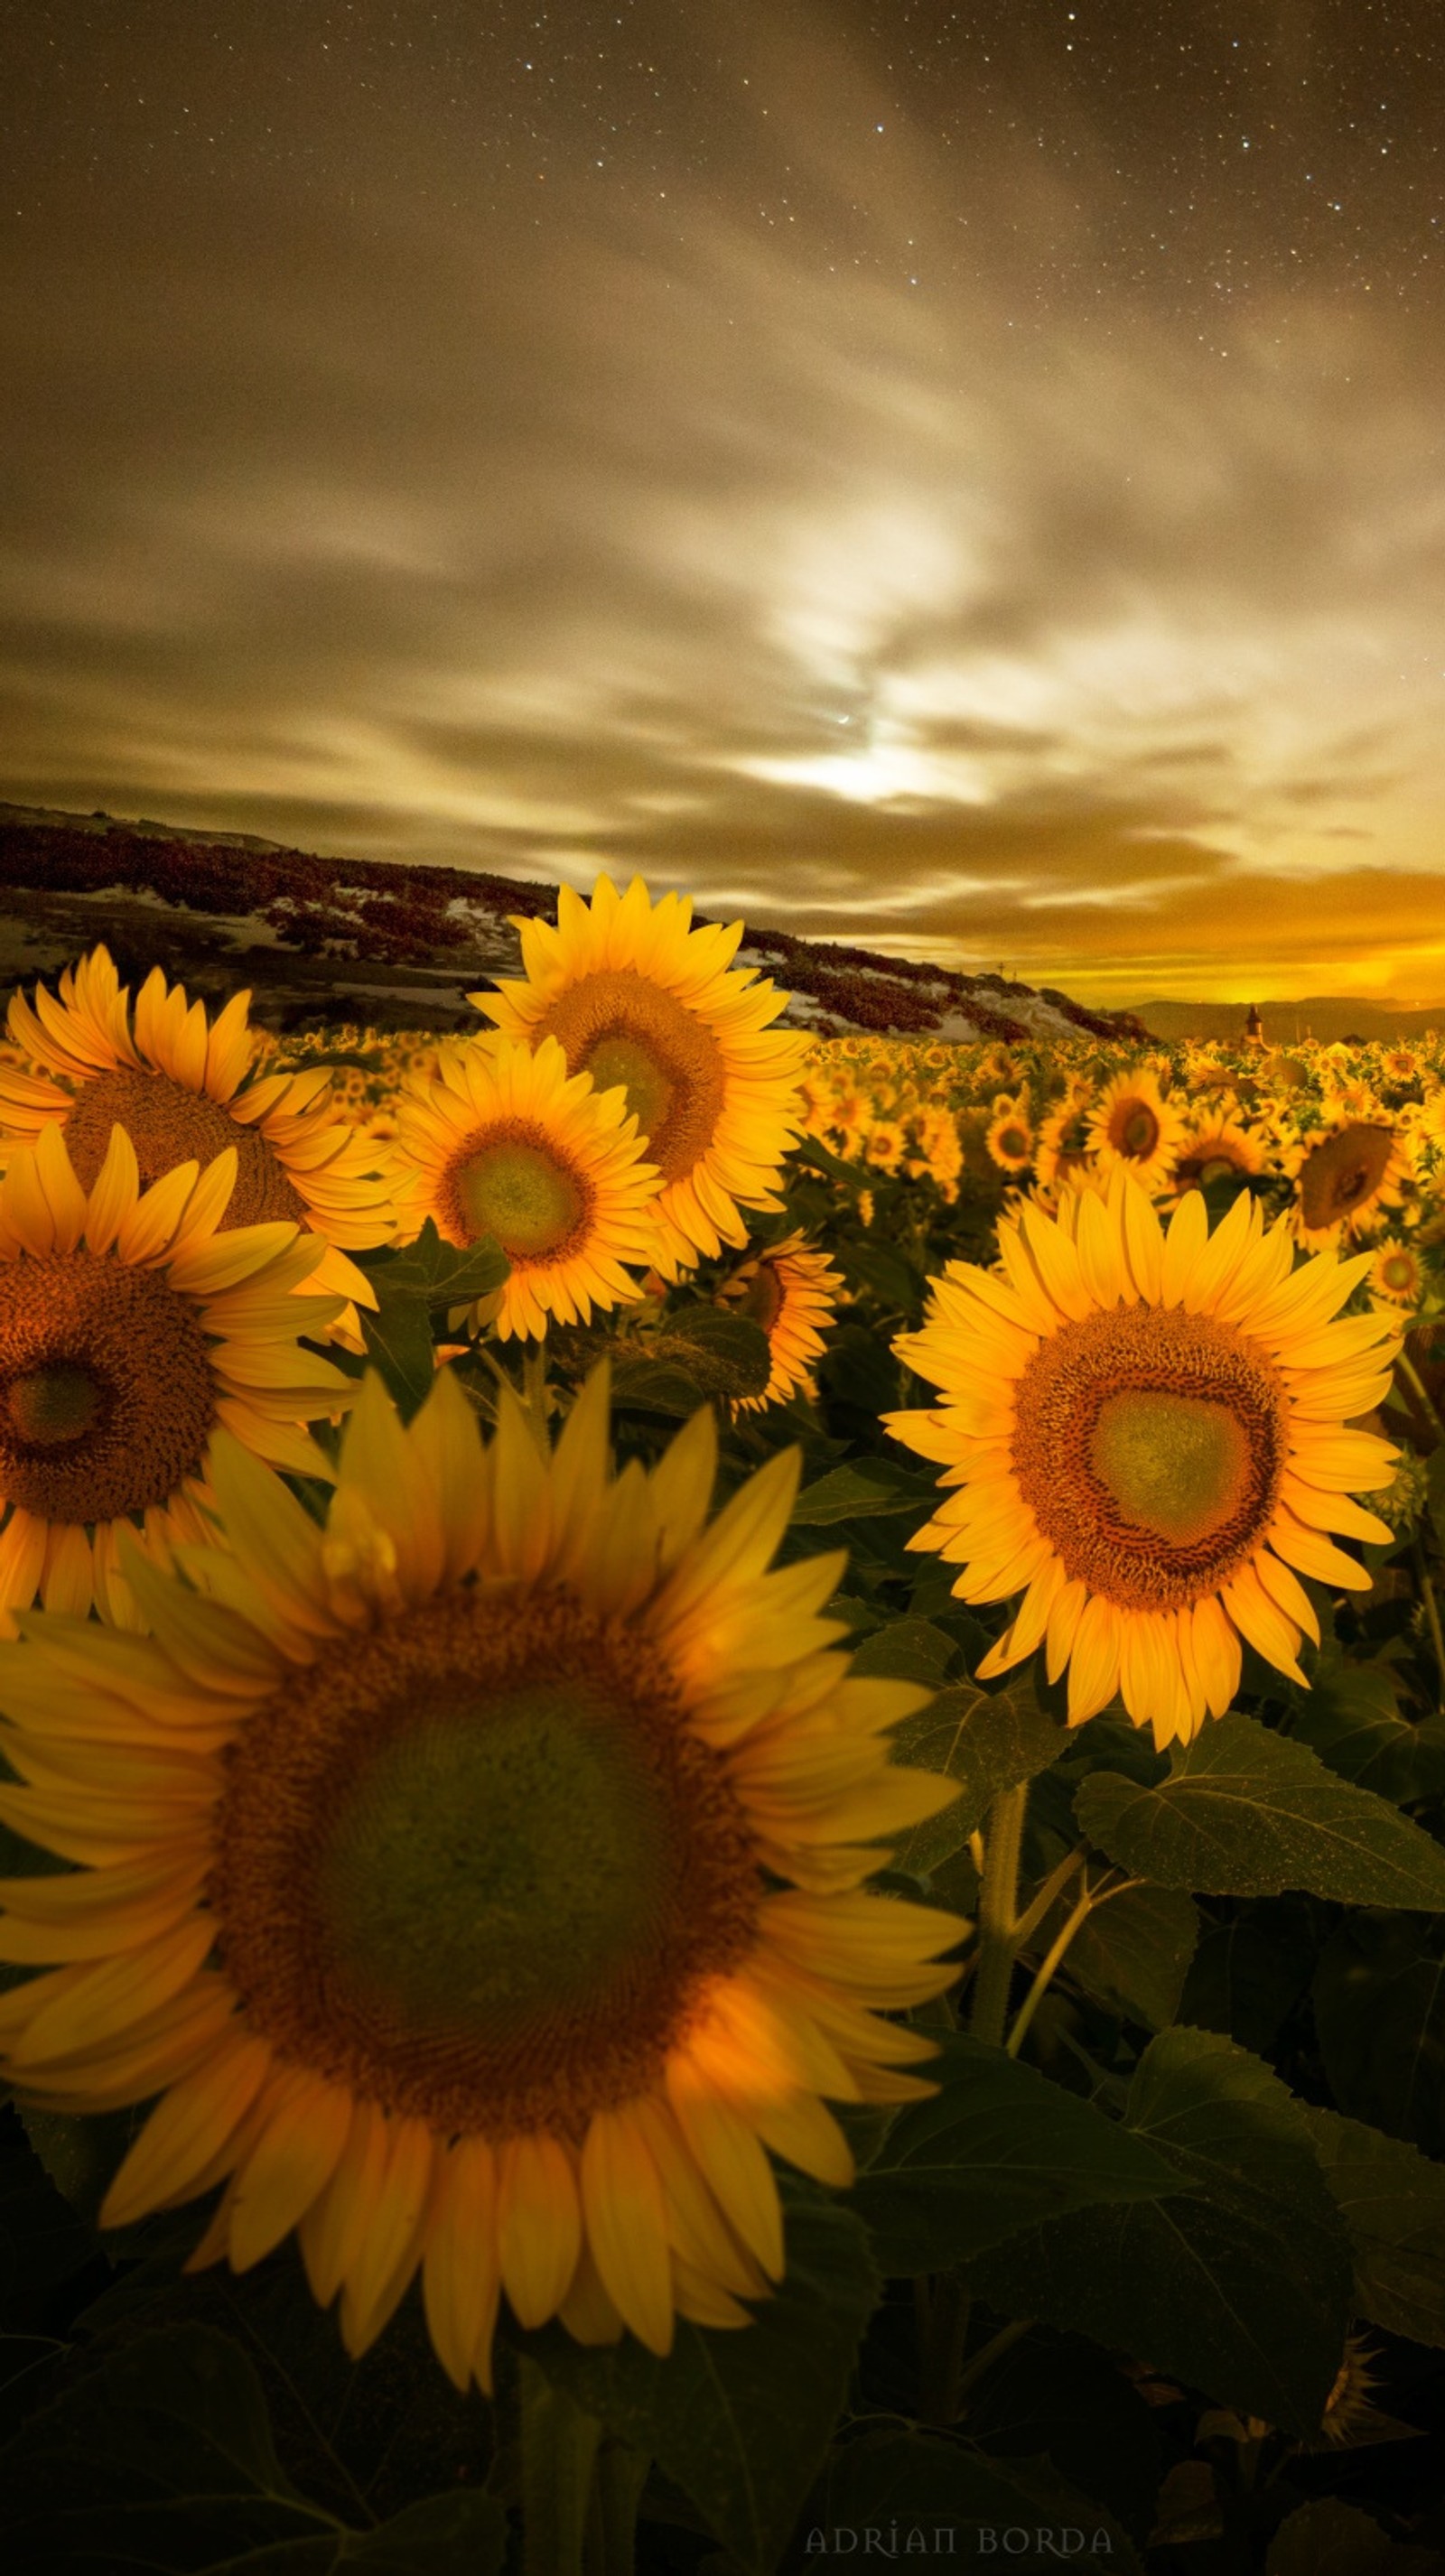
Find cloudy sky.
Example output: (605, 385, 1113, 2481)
(4, 1, 1444, 1006)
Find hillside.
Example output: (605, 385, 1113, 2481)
(1136, 995, 1445, 1045)
(0, 804, 1146, 1046)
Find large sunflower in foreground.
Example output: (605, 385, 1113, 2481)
(0, 1366, 963, 2384)
(396, 1034, 662, 1341)
(0, 1126, 351, 1628)
(885, 1169, 1401, 1747)
(1, 949, 402, 1313)
(716, 1229, 846, 1413)
(471, 875, 812, 1279)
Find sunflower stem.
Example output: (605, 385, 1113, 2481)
(519, 1340, 551, 1452)
(1412, 1537, 1445, 1698)
(951, 2312, 1034, 2406)
(518, 2357, 602, 2576)
(1398, 1348, 1445, 1442)
(1006, 1878, 1099, 2059)
(583, 2439, 648, 2576)
(968, 1779, 1030, 2049)
(919, 2270, 973, 2427)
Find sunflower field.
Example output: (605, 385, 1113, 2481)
(1, 881, 1444, 2574)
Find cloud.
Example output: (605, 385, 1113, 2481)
(1, 3, 1443, 1004)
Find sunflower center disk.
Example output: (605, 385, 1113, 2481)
(1114, 1105, 1161, 1158)
(210, 1590, 761, 2135)
(318, 1691, 676, 2032)
(1091, 1390, 1251, 1548)
(535, 968, 727, 1182)
(1300, 1123, 1394, 1228)
(5, 1362, 102, 1445)
(453, 1137, 583, 1260)
(61, 1068, 306, 1225)
(1011, 1305, 1288, 1612)
(0, 1251, 217, 1522)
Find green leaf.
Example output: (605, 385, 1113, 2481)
(1076, 1712, 1445, 1907)
(790, 1464, 923, 1525)
(887, 1679, 1068, 1876)
(962, 2330, 1161, 2543)
(967, 2029, 1355, 2436)
(0, 2108, 97, 2326)
(1179, 1896, 1319, 2052)
(663, 1306, 771, 1400)
(607, 1354, 710, 1417)
(0, 2320, 507, 2574)
(1303, 2104, 1445, 2348)
(518, 2199, 879, 2576)
(379, 1218, 509, 1313)
(1313, 1913, 1445, 2159)
(802, 2432, 1142, 2571)
(849, 2032, 1180, 2275)
(1291, 1650, 1445, 1804)
(359, 1286, 438, 1423)
(847, 1616, 958, 1686)
(1058, 1883, 1200, 2032)
(1266, 2495, 1438, 2574)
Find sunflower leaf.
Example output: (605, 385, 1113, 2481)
(662, 1306, 772, 1399)
(1288, 1650, 1445, 1804)
(1049, 1882, 1201, 2031)
(373, 1218, 509, 1311)
(966, 2029, 1355, 2437)
(515, 2199, 879, 2575)
(1313, 1912, 1445, 2158)
(1302, 2103, 1445, 2347)
(0, 2319, 508, 2571)
(849, 2032, 1180, 2274)
(887, 1679, 1068, 1874)
(790, 1463, 926, 1524)
(1075, 1712, 1445, 1907)
(798, 2430, 1142, 2571)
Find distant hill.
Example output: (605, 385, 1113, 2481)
(1137, 997, 1445, 1046)
(0, 803, 1146, 1046)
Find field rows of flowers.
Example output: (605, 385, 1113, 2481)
(0, 879, 1443, 2572)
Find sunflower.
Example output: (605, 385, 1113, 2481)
(0, 1365, 963, 2384)
(1034, 1089, 1095, 1197)
(717, 1231, 845, 1414)
(471, 876, 812, 1280)
(1285, 1116, 1412, 1249)
(1086, 1068, 1188, 1194)
(1, 950, 402, 1316)
(0, 1125, 352, 1629)
(395, 1034, 661, 1342)
(885, 1168, 1400, 1747)
(1163, 1107, 1268, 1203)
(986, 1101, 1035, 1176)
(1370, 1238, 1424, 1306)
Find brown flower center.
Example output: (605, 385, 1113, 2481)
(1108, 1099, 1161, 1159)
(532, 968, 727, 1183)
(0, 1250, 217, 1522)
(61, 1069, 307, 1226)
(1299, 1124, 1394, 1228)
(1011, 1304, 1288, 1611)
(437, 1117, 594, 1265)
(209, 1588, 761, 2137)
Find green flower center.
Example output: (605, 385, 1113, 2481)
(585, 1035, 675, 1144)
(210, 1588, 761, 2134)
(454, 1140, 583, 1259)
(1118, 1106, 1161, 1157)
(318, 1686, 674, 2036)
(5, 1362, 102, 1445)
(1091, 1390, 1251, 1547)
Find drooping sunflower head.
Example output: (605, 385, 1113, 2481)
(717, 1229, 845, 1414)
(470, 876, 812, 1279)
(1162, 1110, 1268, 1204)
(395, 1033, 662, 1341)
(0, 1123, 353, 1626)
(886, 1168, 1401, 1748)
(1288, 1118, 1412, 1248)
(0, 1363, 963, 2384)
(2, 948, 403, 1311)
